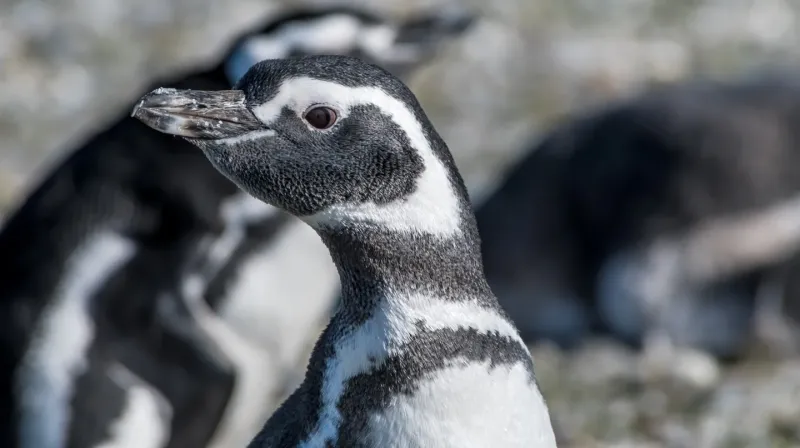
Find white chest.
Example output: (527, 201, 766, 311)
(366, 360, 557, 448)
(209, 219, 339, 446)
(299, 294, 558, 448)
(179, 280, 283, 448)
(216, 219, 339, 370)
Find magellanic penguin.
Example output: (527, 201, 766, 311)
(133, 55, 558, 448)
(479, 74, 800, 359)
(179, 7, 476, 447)
(0, 6, 475, 448)
(193, 10, 476, 440)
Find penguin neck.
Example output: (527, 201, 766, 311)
(314, 135, 494, 312)
(317, 216, 494, 314)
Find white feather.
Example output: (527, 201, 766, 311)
(368, 360, 556, 448)
(173, 280, 281, 448)
(216, 218, 337, 372)
(225, 15, 418, 85)
(179, 192, 293, 448)
(299, 293, 541, 447)
(94, 364, 172, 448)
(17, 231, 136, 448)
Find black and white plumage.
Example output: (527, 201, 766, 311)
(224, 6, 475, 85)
(479, 75, 800, 358)
(193, 6, 476, 421)
(133, 55, 557, 447)
(0, 119, 242, 448)
(0, 6, 474, 448)
(183, 7, 476, 446)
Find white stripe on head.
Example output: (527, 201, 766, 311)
(249, 76, 462, 236)
(225, 14, 418, 85)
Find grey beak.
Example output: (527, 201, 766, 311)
(131, 88, 266, 139)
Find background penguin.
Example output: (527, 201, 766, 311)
(478, 73, 800, 359)
(0, 112, 243, 448)
(0, 5, 475, 448)
(476, 127, 595, 348)
(765, 250, 800, 355)
(133, 53, 557, 448)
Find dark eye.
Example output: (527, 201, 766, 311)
(304, 106, 337, 130)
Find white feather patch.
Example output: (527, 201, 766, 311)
(368, 360, 556, 448)
(17, 231, 136, 448)
(179, 191, 289, 448)
(204, 191, 280, 271)
(174, 279, 281, 448)
(299, 294, 529, 447)
(224, 14, 419, 85)
(95, 364, 172, 448)
(216, 218, 337, 371)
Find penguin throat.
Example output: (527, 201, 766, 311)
(318, 225, 491, 309)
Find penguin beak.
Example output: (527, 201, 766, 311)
(132, 88, 266, 139)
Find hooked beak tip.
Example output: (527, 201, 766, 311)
(131, 88, 266, 140)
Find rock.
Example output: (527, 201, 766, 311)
(638, 337, 722, 394)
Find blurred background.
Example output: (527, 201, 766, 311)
(3, 0, 800, 447)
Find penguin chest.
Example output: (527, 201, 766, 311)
(365, 360, 557, 448)
(216, 220, 338, 367)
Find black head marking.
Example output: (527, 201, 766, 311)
(132, 53, 485, 307)
(135, 55, 470, 225)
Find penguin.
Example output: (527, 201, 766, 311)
(191, 4, 476, 408)
(0, 137, 242, 448)
(0, 6, 475, 448)
(180, 7, 476, 447)
(479, 74, 800, 359)
(133, 54, 557, 448)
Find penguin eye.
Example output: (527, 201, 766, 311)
(304, 106, 337, 130)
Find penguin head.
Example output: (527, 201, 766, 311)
(133, 55, 465, 236)
(224, 6, 476, 85)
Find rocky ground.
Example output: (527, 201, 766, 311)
(3, 0, 800, 446)
(533, 340, 800, 447)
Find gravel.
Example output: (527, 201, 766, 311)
(534, 340, 800, 447)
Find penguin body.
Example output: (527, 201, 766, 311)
(133, 54, 557, 448)
(0, 6, 474, 447)
(480, 75, 800, 357)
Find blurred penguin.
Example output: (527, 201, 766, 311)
(479, 74, 800, 359)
